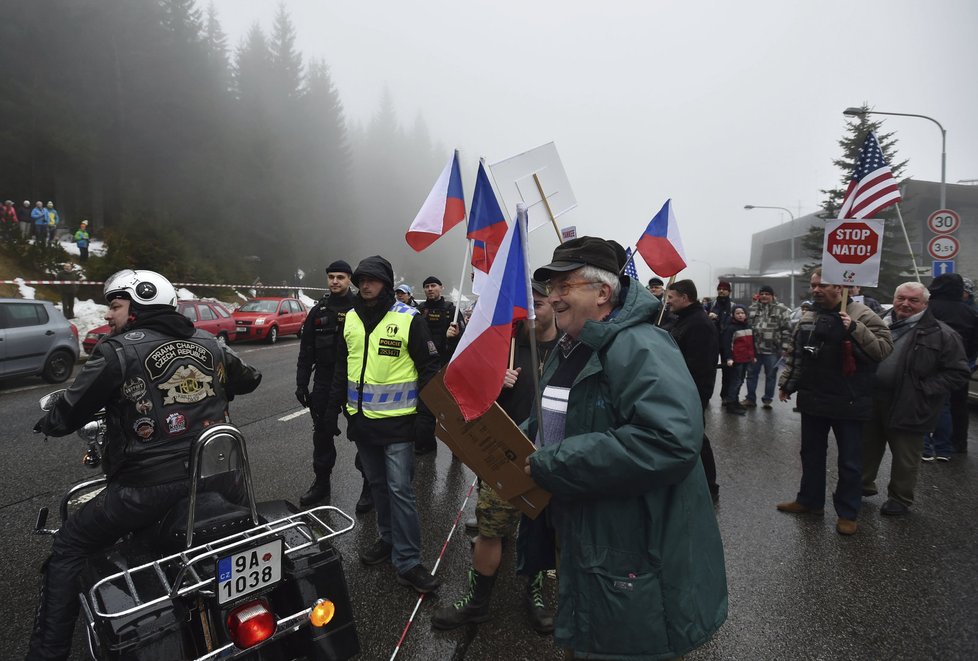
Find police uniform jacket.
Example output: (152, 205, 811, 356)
(296, 289, 355, 390)
(40, 310, 261, 486)
(417, 296, 462, 362)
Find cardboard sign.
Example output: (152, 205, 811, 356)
(820, 218, 885, 287)
(421, 371, 550, 519)
(489, 142, 577, 233)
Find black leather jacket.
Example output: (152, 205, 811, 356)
(40, 310, 261, 485)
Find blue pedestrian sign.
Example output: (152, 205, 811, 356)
(933, 260, 955, 276)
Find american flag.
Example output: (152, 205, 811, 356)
(623, 247, 639, 279)
(837, 132, 902, 219)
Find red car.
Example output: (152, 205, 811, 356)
(232, 297, 307, 344)
(82, 299, 237, 354)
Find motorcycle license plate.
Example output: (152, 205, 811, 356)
(216, 539, 283, 605)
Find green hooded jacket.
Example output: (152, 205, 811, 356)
(528, 280, 728, 660)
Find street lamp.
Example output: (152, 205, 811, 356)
(744, 204, 796, 304)
(843, 106, 947, 209)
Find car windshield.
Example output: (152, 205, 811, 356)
(239, 300, 279, 313)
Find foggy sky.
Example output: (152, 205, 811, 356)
(212, 0, 978, 294)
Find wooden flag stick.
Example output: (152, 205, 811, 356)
(656, 275, 676, 325)
(532, 172, 564, 244)
(452, 239, 472, 325)
(893, 204, 922, 283)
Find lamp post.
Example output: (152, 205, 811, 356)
(843, 107, 947, 210)
(744, 205, 796, 304)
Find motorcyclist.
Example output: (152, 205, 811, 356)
(27, 269, 261, 661)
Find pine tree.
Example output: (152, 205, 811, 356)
(269, 3, 304, 101)
(802, 103, 915, 299)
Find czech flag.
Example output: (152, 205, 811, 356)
(444, 213, 528, 421)
(468, 162, 508, 294)
(636, 199, 687, 277)
(405, 150, 466, 252)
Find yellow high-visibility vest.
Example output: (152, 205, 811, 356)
(344, 302, 419, 418)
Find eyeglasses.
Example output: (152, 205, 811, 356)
(546, 280, 600, 296)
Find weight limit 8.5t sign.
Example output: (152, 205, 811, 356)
(821, 219, 885, 287)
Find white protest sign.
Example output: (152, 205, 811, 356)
(489, 142, 577, 233)
(821, 219, 885, 287)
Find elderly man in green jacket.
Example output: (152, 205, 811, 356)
(525, 236, 727, 660)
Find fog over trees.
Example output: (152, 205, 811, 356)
(0, 0, 461, 289)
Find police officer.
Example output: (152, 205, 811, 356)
(29, 269, 261, 660)
(414, 275, 462, 454)
(295, 260, 372, 513)
(326, 256, 441, 593)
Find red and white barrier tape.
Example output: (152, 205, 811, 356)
(389, 475, 479, 661)
(1, 279, 329, 291)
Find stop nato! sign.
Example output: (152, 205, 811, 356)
(826, 222, 880, 264)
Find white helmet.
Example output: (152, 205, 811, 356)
(104, 269, 177, 308)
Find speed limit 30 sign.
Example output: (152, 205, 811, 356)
(927, 209, 960, 234)
(928, 235, 959, 260)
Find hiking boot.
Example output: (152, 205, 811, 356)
(431, 569, 494, 629)
(725, 403, 747, 416)
(526, 571, 555, 635)
(740, 399, 757, 408)
(776, 501, 824, 515)
(836, 518, 858, 535)
(355, 479, 374, 514)
(762, 400, 773, 409)
(397, 563, 440, 594)
(299, 479, 331, 507)
(359, 538, 392, 566)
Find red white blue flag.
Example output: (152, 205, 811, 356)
(468, 162, 508, 294)
(405, 150, 466, 252)
(444, 214, 528, 421)
(636, 199, 687, 277)
(623, 247, 639, 279)
(837, 132, 902, 219)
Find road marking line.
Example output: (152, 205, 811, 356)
(278, 409, 310, 422)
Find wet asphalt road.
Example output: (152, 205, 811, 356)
(1, 339, 976, 660)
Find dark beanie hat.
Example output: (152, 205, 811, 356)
(325, 259, 353, 276)
(759, 285, 775, 295)
(648, 277, 664, 287)
(423, 275, 442, 286)
(717, 280, 732, 290)
(352, 255, 394, 289)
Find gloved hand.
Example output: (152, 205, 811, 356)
(295, 385, 310, 408)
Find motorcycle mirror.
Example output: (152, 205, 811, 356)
(39, 390, 67, 411)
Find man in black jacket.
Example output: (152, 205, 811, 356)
(29, 269, 261, 660)
(927, 273, 978, 454)
(415, 275, 462, 454)
(667, 279, 721, 502)
(862, 282, 968, 515)
(295, 260, 372, 510)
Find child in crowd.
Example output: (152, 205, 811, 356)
(721, 304, 756, 415)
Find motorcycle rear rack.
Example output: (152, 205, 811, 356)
(88, 505, 354, 620)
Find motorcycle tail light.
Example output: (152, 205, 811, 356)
(227, 599, 276, 649)
(309, 599, 336, 627)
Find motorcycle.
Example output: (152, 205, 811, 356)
(34, 391, 360, 660)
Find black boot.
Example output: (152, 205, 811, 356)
(300, 478, 330, 507)
(430, 568, 495, 630)
(355, 478, 374, 514)
(526, 571, 555, 634)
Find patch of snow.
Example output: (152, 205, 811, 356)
(15, 277, 36, 299)
(59, 237, 108, 258)
(71, 299, 109, 339)
(298, 292, 317, 308)
(176, 287, 196, 300)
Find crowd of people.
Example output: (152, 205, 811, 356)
(1, 199, 91, 259)
(26, 237, 978, 660)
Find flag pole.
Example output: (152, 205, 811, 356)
(893, 204, 922, 283)
(531, 173, 564, 244)
(517, 203, 545, 437)
(657, 275, 676, 325)
(452, 240, 472, 325)
(618, 246, 637, 276)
